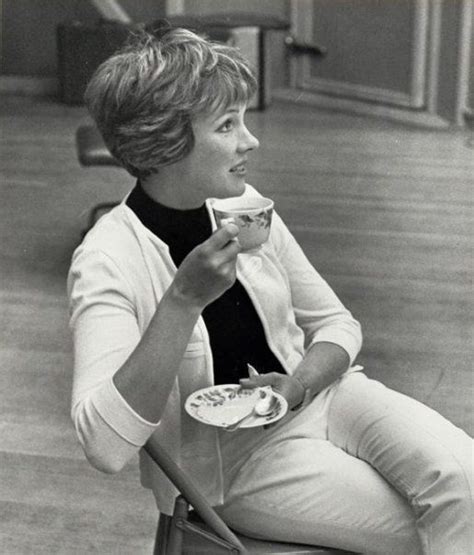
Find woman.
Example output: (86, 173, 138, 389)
(68, 27, 472, 554)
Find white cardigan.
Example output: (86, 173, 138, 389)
(67, 184, 362, 514)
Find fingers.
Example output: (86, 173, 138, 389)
(219, 232, 242, 260)
(172, 224, 242, 309)
(198, 224, 241, 271)
(206, 223, 240, 251)
(239, 373, 280, 389)
(240, 373, 304, 411)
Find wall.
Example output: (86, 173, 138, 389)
(181, 0, 291, 92)
(305, 0, 416, 101)
(1, 0, 166, 77)
(435, 0, 473, 125)
(468, 3, 474, 115)
(182, 0, 288, 18)
(435, 0, 464, 124)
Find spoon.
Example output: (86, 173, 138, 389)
(224, 390, 278, 432)
(247, 363, 259, 378)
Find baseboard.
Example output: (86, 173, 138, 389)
(0, 76, 58, 97)
(464, 108, 474, 124)
(273, 87, 452, 130)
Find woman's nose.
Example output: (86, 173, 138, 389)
(239, 126, 260, 152)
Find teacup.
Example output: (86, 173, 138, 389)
(212, 196, 274, 252)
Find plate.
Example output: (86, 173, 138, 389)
(185, 384, 288, 429)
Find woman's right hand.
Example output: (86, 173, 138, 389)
(170, 223, 241, 310)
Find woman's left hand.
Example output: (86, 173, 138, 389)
(239, 372, 305, 410)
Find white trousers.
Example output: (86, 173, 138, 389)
(217, 372, 473, 555)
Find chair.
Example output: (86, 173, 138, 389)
(144, 438, 357, 555)
(75, 124, 122, 234)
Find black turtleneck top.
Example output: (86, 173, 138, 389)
(126, 183, 284, 384)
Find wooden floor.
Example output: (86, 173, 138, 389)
(0, 95, 472, 554)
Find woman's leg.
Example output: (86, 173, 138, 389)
(328, 373, 473, 555)
(218, 436, 421, 554)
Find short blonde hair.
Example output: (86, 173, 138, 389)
(84, 27, 257, 178)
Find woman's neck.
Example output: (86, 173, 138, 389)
(141, 173, 205, 210)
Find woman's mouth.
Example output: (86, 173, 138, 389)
(229, 163, 247, 176)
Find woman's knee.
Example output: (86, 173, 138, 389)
(419, 454, 473, 511)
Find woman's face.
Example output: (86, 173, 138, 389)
(160, 103, 260, 208)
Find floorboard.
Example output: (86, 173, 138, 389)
(1, 94, 472, 553)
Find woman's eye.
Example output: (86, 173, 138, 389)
(219, 119, 234, 132)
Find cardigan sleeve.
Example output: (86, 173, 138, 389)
(67, 247, 159, 473)
(271, 213, 363, 364)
